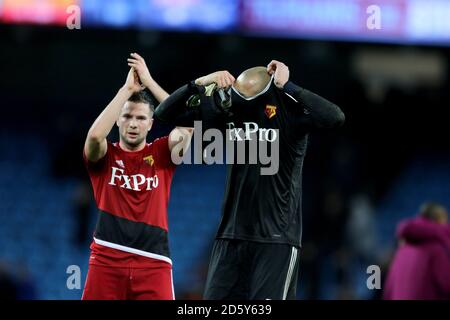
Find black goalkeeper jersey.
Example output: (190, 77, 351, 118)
(155, 80, 345, 247)
(217, 82, 344, 247)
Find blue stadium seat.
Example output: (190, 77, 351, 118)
(375, 154, 450, 251)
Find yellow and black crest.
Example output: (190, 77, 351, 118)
(264, 105, 277, 119)
(143, 155, 154, 166)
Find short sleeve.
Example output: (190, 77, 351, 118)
(151, 136, 176, 170)
(82, 142, 111, 175)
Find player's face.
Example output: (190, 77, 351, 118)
(117, 102, 153, 148)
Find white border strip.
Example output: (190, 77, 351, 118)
(171, 269, 175, 300)
(94, 237, 172, 265)
(284, 92, 299, 103)
(282, 247, 298, 300)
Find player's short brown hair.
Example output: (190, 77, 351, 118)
(128, 90, 156, 113)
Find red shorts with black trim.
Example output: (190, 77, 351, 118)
(82, 245, 174, 300)
(82, 263, 174, 300)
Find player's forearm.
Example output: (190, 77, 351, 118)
(283, 81, 345, 129)
(87, 87, 132, 141)
(145, 78, 170, 103)
(154, 81, 203, 123)
(176, 127, 194, 156)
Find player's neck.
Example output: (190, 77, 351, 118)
(119, 140, 146, 152)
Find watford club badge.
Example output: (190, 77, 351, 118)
(143, 155, 154, 166)
(265, 105, 277, 119)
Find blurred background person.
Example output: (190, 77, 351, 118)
(0, 262, 18, 300)
(383, 203, 450, 300)
(72, 181, 92, 248)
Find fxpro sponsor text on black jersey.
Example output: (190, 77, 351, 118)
(217, 82, 345, 247)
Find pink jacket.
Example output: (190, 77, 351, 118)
(383, 217, 450, 300)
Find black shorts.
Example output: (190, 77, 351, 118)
(203, 239, 300, 300)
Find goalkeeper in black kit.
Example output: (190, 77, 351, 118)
(155, 60, 345, 300)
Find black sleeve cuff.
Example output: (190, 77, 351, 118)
(188, 80, 205, 94)
(282, 81, 303, 97)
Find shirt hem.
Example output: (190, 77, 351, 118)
(216, 234, 302, 248)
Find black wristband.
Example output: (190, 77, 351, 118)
(282, 81, 302, 97)
(188, 80, 205, 94)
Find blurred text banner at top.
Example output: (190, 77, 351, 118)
(240, 0, 450, 45)
(0, 0, 79, 25)
(0, 0, 450, 46)
(0, 0, 239, 30)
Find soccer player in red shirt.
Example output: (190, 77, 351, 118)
(82, 53, 193, 300)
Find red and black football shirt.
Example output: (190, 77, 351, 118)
(83, 136, 176, 267)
